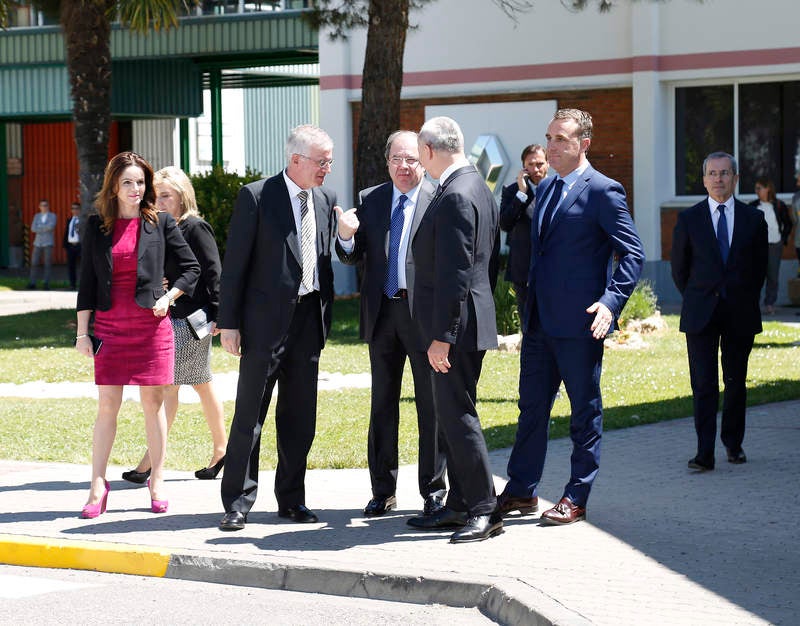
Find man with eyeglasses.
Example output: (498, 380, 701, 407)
(499, 144, 549, 316)
(217, 124, 338, 531)
(671, 151, 767, 471)
(335, 130, 448, 520)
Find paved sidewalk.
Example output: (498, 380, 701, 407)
(2, 399, 798, 624)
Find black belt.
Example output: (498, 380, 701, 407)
(296, 291, 319, 304)
(384, 289, 408, 300)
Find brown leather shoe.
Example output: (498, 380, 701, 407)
(540, 497, 586, 526)
(495, 491, 539, 518)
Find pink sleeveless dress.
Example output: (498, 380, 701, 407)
(93, 218, 174, 385)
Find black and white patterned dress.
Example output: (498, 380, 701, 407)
(165, 215, 221, 387)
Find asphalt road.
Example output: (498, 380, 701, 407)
(0, 564, 494, 625)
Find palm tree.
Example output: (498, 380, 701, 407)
(0, 1, 186, 213)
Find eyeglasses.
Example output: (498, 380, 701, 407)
(298, 154, 334, 169)
(389, 156, 419, 167)
(705, 170, 733, 179)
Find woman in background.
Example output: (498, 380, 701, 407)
(75, 152, 199, 518)
(122, 166, 227, 484)
(750, 177, 792, 314)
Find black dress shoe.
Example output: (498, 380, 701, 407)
(195, 456, 225, 480)
(219, 510, 247, 531)
(422, 495, 445, 516)
(363, 495, 396, 517)
(449, 515, 503, 543)
(407, 507, 467, 529)
(278, 504, 319, 523)
(726, 448, 747, 464)
(688, 456, 714, 471)
(494, 491, 539, 518)
(121, 468, 151, 484)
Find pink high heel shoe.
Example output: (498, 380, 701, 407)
(81, 479, 110, 519)
(147, 479, 169, 513)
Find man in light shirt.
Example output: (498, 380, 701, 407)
(27, 199, 57, 290)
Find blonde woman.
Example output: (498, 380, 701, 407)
(122, 167, 227, 483)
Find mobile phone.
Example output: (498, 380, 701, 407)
(90, 335, 103, 355)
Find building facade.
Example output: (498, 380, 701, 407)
(319, 0, 800, 303)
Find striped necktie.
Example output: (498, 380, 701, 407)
(298, 190, 316, 292)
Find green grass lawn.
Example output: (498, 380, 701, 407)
(0, 298, 798, 471)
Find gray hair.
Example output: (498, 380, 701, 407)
(384, 130, 418, 160)
(418, 117, 464, 154)
(285, 124, 333, 163)
(702, 151, 738, 176)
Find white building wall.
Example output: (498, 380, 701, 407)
(320, 0, 800, 298)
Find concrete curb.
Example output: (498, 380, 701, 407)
(0, 533, 590, 625)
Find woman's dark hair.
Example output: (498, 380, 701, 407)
(94, 151, 158, 233)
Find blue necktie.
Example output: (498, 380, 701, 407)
(716, 205, 729, 264)
(539, 178, 564, 241)
(384, 194, 407, 297)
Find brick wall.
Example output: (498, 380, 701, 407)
(352, 87, 635, 212)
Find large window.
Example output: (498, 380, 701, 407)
(675, 81, 800, 196)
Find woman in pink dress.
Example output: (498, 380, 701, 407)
(75, 152, 200, 518)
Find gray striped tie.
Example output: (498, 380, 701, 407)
(298, 190, 316, 292)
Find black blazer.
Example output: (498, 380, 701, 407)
(218, 172, 337, 354)
(77, 212, 200, 312)
(165, 215, 221, 322)
(411, 166, 499, 352)
(498, 178, 535, 285)
(335, 179, 434, 342)
(671, 198, 768, 335)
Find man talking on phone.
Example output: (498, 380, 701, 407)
(499, 144, 549, 316)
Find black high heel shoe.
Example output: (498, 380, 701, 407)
(121, 468, 151, 484)
(195, 456, 225, 480)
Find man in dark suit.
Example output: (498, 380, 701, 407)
(335, 130, 447, 518)
(63, 202, 82, 290)
(671, 151, 767, 471)
(405, 116, 502, 543)
(217, 125, 338, 531)
(499, 144, 548, 315)
(496, 109, 645, 525)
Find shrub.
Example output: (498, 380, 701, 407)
(191, 167, 262, 261)
(619, 279, 658, 325)
(494, 276, 520, 335)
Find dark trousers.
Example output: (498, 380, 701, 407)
(433, 347, 495, 516)
(505, 323, 604, 508)
(513, 282, 528, 322)
(221, 294, 322, 514)
(686, 300, 754, 465)
(65, 244, 81, 288)
(368, 296, 446, 500)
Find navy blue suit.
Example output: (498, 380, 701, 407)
(504, 164, 644, 507)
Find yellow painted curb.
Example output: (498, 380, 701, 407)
(0, 534, 171, 577)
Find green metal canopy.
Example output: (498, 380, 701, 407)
(0, 10, 318, 119)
